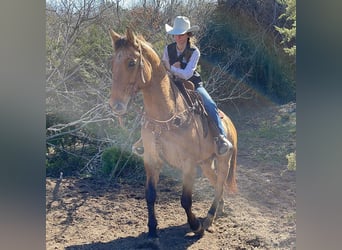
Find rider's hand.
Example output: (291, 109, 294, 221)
(172, 61, 181, 68)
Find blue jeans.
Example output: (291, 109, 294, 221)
(196, 86, 227, 137)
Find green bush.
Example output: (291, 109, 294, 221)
(286, 151, 296, 171)
(200, 5, 295, 104)
(101, 147, 144, 181)
(46, 152, 84, 177)
(46, 137, 98, 177)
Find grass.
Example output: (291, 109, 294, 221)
(237, 109, 296, 167)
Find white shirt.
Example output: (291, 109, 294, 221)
(162, 45, 200, 80)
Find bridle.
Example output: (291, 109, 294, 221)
(138, 42, 146, 85)
(122, 41, 147, 98)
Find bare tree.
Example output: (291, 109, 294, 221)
(46, 0, 273, 177)
(46, 0, 132, 176)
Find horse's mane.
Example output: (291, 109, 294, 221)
(114, 33, 152, 50)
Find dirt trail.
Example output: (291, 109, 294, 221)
(46, 103, 296, 250)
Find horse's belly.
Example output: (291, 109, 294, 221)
(159, 133, 214, 167)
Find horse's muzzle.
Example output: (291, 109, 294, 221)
(109, 100, 127, 115)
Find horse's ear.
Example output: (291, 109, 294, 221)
(126, 27, 138, 48)
(109, 29, 121, 47)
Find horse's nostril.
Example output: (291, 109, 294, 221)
(114, 103, 123, 111)
(109, 101, 126, 115)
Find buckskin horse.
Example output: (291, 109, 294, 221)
(108, 28, 238, 237)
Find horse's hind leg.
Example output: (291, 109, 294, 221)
(200, 158, 224, 215)
(217, 198, 225, 216)
(203, 155, 232, 230)
(200, 158, 217, 188)
(181, 167, 203, 235)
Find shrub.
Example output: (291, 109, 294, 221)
(101, 147, 144, 181)
(286, 151, 296, 171)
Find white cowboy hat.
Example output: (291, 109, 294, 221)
(165, 16, 200, 35)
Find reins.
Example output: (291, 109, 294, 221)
(141, 80, 194, 135)
(141, 76, 203, 142)
(137, 40, 202, 148)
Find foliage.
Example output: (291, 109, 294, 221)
(286, 151, 296, 171)
(200, 1, 296, 104)
(101, 147, 144, 180)
(46, 133, 99, 177)
(275, 0, 296, 56)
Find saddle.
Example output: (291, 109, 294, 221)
(176, 80, 212, 138)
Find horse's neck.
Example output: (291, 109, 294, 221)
(142, 74, 184, 121)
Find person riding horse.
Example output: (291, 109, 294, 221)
(135, 16, 232, 156)
(109, 26, 238, 237)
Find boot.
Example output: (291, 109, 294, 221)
(214, 135, 233, 155)
(132, 138, 144, 156)
(208, 118, 233, 155)
(135, 146, 144, 155)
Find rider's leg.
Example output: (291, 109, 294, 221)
(196, 86, 232, 155)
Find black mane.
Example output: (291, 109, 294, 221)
(114, 37, 131, 50)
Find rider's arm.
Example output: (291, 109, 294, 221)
(170, 48, 200, 80)
(162, 46, 200, 81)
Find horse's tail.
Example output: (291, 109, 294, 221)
(226, 146, 238, 194)
(219, 110, 238, 194)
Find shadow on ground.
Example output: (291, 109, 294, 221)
(65, 223, 202, 250)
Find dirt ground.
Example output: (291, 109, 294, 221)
(46, 102, 296, 250)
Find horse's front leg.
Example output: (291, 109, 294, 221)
(181, 168, 203, 235)
(144, 162, 160, 238)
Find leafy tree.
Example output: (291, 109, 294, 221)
(200, 1, 295, 103)
(275, 0, 296, 56)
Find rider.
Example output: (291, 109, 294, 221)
(133, 16, 232, 156)
(162, 16, 232, 155)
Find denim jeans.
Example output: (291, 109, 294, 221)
(196, 86, 227, 137)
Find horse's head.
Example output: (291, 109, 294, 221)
(108, 28, 152, 115)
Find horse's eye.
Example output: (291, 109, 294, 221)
(128, 59, 137, 68)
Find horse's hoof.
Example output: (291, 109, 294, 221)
(185, 231, 203, 238)
(206, 226, 215, 233)
(193, 223, 204, 236)
(203, 214, 214, 230)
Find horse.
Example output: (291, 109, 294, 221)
(108, 28, 238, 238)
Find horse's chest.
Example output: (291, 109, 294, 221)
(141, 111, 205, 166)
(156, 129, 199, 165)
